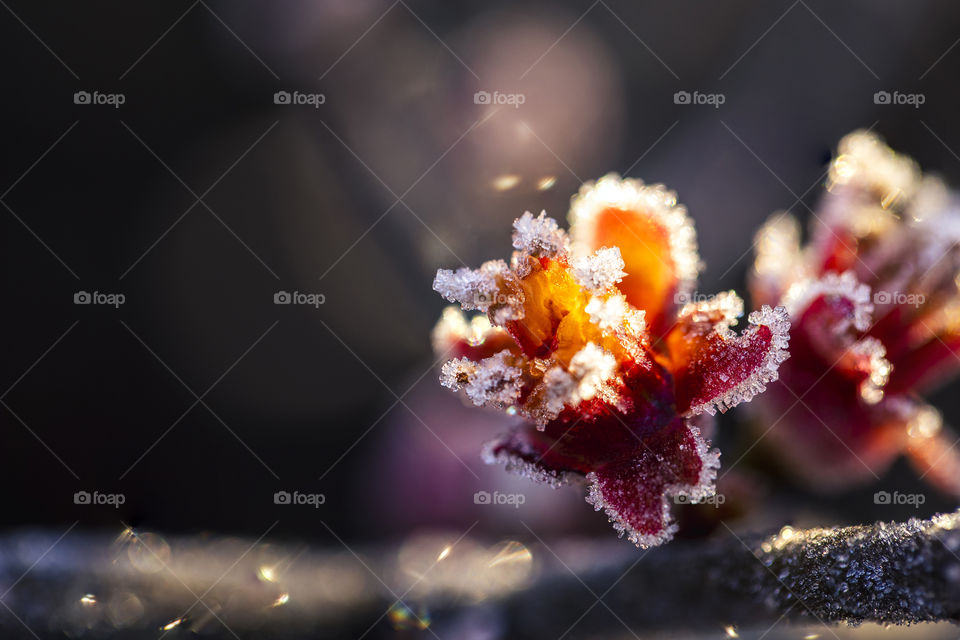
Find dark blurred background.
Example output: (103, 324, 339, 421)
(2, 0, 960, 550)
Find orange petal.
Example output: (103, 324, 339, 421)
(569, 174, 700, 337)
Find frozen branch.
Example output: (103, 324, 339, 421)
(1, 511, 959, 638)
(496, 510, 960, 637)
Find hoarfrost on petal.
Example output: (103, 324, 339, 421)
(846, 337, 891, 404)
(524, 345, 620, 425)
(624, 308, 647, 337)
(585, 294, 628, 330)
(828, 130, 921, 207)
(672, 422, 722, 504)
(676, 290, 744, 338)
(440, 357, 477, 391)
(568, 343, 618, 402)
(480, 439, 581, 489)
(464, 351, 523, 407)
(584, 471, 679, 548)
(783, 271, 873, 332)
(583, 423, 719, 548)
(540, 366, 577, 422)
(753, 213, 805, 282)
(571, 247, 626, 293)
(440, 352, 522, 408)
(683, 305, 791, 416)
(512, 211, 570, 258)
(569, 173, 701, 296)
(433, 259, 512, 312)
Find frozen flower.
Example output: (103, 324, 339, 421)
(433, 176, 791, 547)
(749, 130, 960, 495)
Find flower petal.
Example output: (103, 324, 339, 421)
(880, 300, 960, 395)
(751, 213, 807, 308)
(585, 420, 719, 547)
(813, 130, 921, 274)
(751, 373, 906, 490)
(667, 300, 791, 416)
(431, 306, 519, 361)
(904, 404, 960, 498)
(481, 423, 588, 488)
(780, 272, 892, 403)
(569, 174, 700, 337)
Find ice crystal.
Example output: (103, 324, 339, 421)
(571, 247, 626, 293)
(585, 295, 630, 330)
(512, 210, 569, 258)
(433, 176, 790, 546)
(568, 343, 618, 401)
(465, 352, 523, 408)
(433, 260, 512, 313)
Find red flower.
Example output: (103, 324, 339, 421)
(749, 131, 960, 495)
(433, 175, 790, 546)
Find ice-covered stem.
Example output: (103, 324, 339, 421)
(6, 513, 960, 636)
(494, 510, 960, 636)
(719, 511, 960, 626)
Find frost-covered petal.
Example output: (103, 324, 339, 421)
(585, 294, 632, 331)
(512, 211, 569, 259)
(783, 271, 873, 334)
(481, 424, 587, 488)
(751, 212, 808, 308)
(518, 343, 621, 426)
(781, 272, 895, 401)
(440, 352, 523, 409)
(585, 420, 719, 548)
(433, 259, 524, 324)
(486, 354, 678, 472)
(499, 253, 644, 367)
(748, 355, 909, 490)
(571, 247, 626, 293)
(667, 301, 791, 416)
(842, 337, 892, 405)
(569, 174, 700, 337)
(814, 130, 922, 273)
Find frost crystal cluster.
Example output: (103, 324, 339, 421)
(433, 174, 791, 547)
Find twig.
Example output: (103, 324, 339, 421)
(1, 511, 959, 638)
